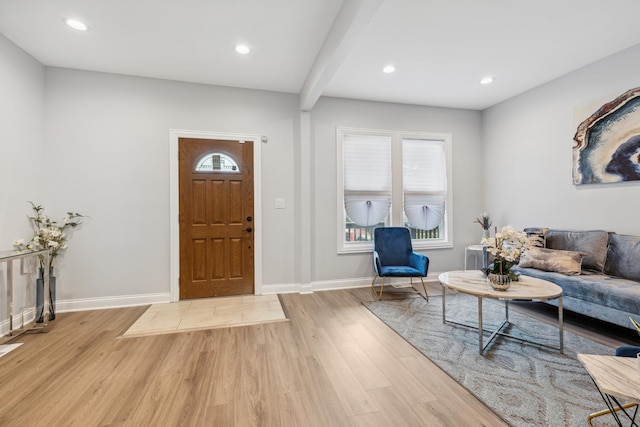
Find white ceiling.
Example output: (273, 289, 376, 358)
(2, 0, 640, 110)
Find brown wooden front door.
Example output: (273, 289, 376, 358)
(178, 138, 254, 299)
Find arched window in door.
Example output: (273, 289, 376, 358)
(195, 153, 240, 173)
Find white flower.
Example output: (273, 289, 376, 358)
(15, 203, 84, 269)
(483, 225, 533, 263)
(13, 239, 25, 246)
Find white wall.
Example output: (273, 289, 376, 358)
(43, 68, 300, 303)
(483, 44, 640, 235)
(0, 33, 45, 323)
(0, 33, 45, 246)
(310, 97, 484, 283)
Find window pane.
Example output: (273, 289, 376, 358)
(344, 134, 391, 192)
(402, 139, 446, 192)
(404, 194, 445, 230)
(345, 220, 386, 242)
(402, 138, 447, 240)
(345, 194, 391, 227)
(343, 134, 392, 236)
(195, 153, 240, 173)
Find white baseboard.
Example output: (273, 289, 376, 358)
(260, 272, 441, 295)
(56, 292, 171, 313)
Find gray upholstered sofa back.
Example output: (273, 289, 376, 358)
(603, 233, 640, 282)
(544, 230, 609, 272)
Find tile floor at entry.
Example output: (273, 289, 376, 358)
(121, 294, 288, 338)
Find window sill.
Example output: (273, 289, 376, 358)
(338, 241, 452, 254)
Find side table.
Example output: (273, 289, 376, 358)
(578, 354, 639, 426)
(464, 244, 487, 270)
(0, 249, 51, 343)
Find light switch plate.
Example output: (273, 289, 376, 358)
(275, 198, 286, 209)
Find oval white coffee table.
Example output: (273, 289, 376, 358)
(438, 270, 564, 354)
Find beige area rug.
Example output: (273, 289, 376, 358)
(121, 294, 288, 338)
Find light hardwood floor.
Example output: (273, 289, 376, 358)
(0, 284, 636, 426)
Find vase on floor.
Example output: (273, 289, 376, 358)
(36, 267, 56, 322)
(488, 273, 511, 291)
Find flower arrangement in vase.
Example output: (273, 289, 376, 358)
(13, 202, 84, 321)
(13, 202, 84, 269)
(474, 212, 492, 239)
(481, 225, 538, 289)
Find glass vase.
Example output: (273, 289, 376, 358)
(36, 267, 56, 322)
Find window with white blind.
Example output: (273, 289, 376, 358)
(337, 127, 452, 253)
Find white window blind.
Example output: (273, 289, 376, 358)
(402, 139, 446, 231)
(402, 139, 446, 192)
(343, 134, 391, 226)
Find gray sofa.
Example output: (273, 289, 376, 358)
(513, 229, 640, 330)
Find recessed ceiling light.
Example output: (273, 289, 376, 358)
(480, 76, 495, 85)
(65, 19, 88, 31)
(235, 44, 250, 55)
(382, 65, 396, 74)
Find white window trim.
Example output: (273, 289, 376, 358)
(336, 126, 453, 254)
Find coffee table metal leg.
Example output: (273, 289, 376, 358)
(478, 297, 483, 354)
(442, 287, 446, 323)
(558, 295, 564, 353)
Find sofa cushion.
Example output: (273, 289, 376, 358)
(519, 247, 586, 275)
(545, 230, 609, 272)
(604, 234, 640, 282)
(523, 227, 548, 248)
(516, 267, 640, 315)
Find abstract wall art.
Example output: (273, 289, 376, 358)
(573, 87, 640, 185)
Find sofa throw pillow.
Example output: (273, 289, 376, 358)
(603, 234, 640, 282)
(519, 247, 587, 275)
(545, 230, 609, 272)
(524, 227, 548, 248)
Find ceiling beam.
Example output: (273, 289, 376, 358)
(299, 0, 383, 112)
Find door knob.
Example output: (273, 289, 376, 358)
(246, 227, 253, 232)
(246, 216, 252, 222)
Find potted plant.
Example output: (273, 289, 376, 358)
(474, 212, 492, 239)
(481, 225, 535, 290)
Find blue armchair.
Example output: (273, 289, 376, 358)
(371, 227, 430, 301)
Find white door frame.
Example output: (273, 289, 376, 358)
(169, 129, 263, 302)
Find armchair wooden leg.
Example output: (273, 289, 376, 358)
(370, 276, 385, 300)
